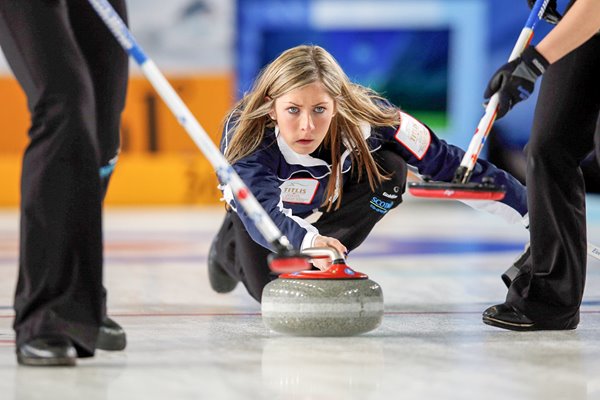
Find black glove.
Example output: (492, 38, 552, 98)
(484, 46, 550, 120)
(527, 0, 562, 25)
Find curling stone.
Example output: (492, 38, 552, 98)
(261, 247, 383, 336)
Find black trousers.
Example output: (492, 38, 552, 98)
(214, 149, 408, 302)
(506, 34, 600, 326)
(0, 0, 128, 356)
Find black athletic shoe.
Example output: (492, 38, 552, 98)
(501, 243, 531, 288)
(97, 317, 127, 351)
(482, 303, 535, 331)
(208, 237, 237, 293)
(482, 303, 578, 331)
(17, 336, 77, 366)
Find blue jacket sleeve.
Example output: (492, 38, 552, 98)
(226, 147, 317, 252)
(376, 111, 528, 219)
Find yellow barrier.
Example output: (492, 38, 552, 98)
(105, 153, 222, 205)
(0, 153, 222, 206)
(0, 78, 29, 153)
(0, 74, 232, 205)
(0, 154, 20, 206)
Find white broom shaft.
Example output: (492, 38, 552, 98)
(87, 0, 290, 249)
(457, 0, 550, 181)
(458, 27, 534, 179)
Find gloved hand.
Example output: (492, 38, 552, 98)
(484, 46, 550, 120)
(527, 0, 562, 25)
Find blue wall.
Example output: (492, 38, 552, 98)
(237, 0, 569, 151)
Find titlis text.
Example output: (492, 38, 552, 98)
(283, 187, 307, 195)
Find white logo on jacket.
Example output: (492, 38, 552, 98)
(280, 179, 320, 204)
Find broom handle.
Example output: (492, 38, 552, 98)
(87, 0, 294, 253)
(454, 0, 551, 184)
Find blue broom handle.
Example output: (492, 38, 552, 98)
(87, 0, 293, 251)
(457, 0, 551, 183)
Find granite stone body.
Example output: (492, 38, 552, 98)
(261, 278, 384, 336)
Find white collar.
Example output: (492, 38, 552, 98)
(275, 126, 331, 168)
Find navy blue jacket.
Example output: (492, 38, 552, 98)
(220, 111, 528, 251)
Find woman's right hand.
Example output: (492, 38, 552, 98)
(311, 235, 348, 270)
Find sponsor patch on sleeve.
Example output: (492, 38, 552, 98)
(394, 112, 431, 160)
(280, 179, 320, 204)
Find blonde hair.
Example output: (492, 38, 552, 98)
(224, 45, 401, 211)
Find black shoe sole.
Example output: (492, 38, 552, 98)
(482, 315, 535, 331)
(96, 330, 127, 351)
(17, 353, 76, 367)
(482, 316, 577, 332)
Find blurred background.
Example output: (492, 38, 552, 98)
(1, 0, 594, 207)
